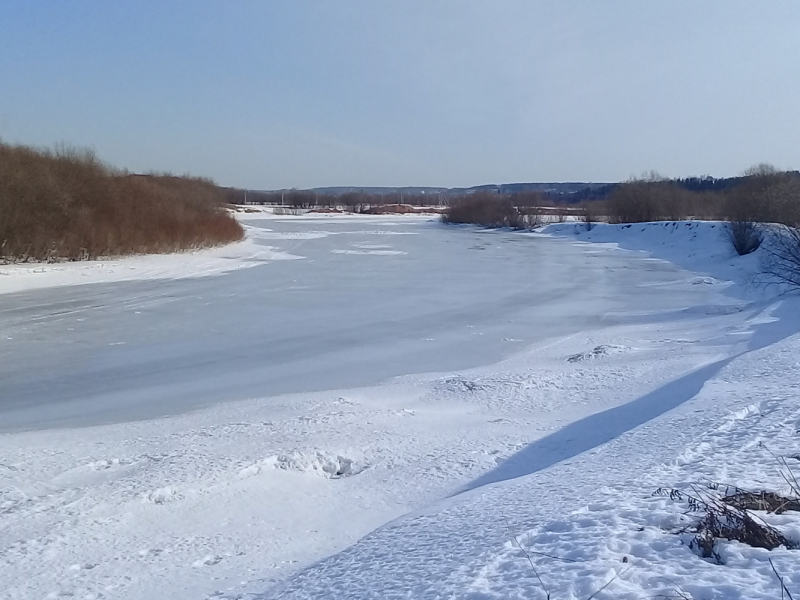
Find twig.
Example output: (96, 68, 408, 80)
(648, 576, 692, 600)
(505, 518, 550, 600)
(770, 558, 795, 600)
(780, 456, 800, 497)
(525, 549, 579, 564)
(587, 565, 631, 599)
(760, 443, 800, 497)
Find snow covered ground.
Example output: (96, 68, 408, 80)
(0, 222, 302, 297)
(2, 216, 799, 599)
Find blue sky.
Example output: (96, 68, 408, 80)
(1, 1, 799, 189)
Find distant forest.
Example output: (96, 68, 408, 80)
(440, 166, 800, 236)
(226, 172, 799, 209)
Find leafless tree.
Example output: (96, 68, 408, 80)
(761, 225, 800, 288)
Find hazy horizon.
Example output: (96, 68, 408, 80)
(1, 1, 798, 189)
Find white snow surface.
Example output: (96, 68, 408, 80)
(0, 223, 301, 297)
(2, 217, 800, 599)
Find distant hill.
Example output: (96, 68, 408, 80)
(226, 172, 800, 207)
(224, 182, 616, 205)
(232, 172, 800, 204)
(306, 182, 611, 197)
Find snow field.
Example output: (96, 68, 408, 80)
(263, 304, 800, 600)
(473, 347, 800, 600)
(0, 301, 775, 600)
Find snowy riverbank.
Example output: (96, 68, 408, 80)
(0, 224, 299, 297)
(266, 302, 800, 599)
(0, 212, 435, 297)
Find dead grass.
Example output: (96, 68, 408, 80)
(722, 490, 800, 514)
(655, 484, 798, 563)
(0, 141, 243, 261)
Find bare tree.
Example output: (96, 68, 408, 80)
(742, 163, 779, 177)
(761, 225, 800, 288)
(723, 165, 800, 256)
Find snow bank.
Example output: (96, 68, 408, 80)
(542, 221, 764, 295)
(0, 224, 300, 296)
(253, 324, 800, 599)
(0, 211, 436, 296)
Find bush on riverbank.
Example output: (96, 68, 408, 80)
(441, 168, 800, 231)
(441, 194, 522, 227)
(0, 141, 243, 261)
(441, 194, 547, 228)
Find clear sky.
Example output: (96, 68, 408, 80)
(1, 1, 798, 189)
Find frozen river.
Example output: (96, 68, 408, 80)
(4, 217, 764, 600)
(0, 216, 714, 431)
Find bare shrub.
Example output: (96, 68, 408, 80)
(513, 190, 546, 211)
(604, 174, 726, 224)
(0, 141, 243, 261)
(340, 191, 366, 213)
(607, 178, 701, 223)
(761, 175, 800, 227)
(575, 200, 605, 230)
(442, 194, 525, 228)
(656, 485, 797, 563)
(728, 221, 763, 255)
(516, 205, 544, 228)
(761, 225, 800, 288)
(726, 167, 800, 227)
(272, 206, 305, 216)
(720, 166, 800, 259)
(722, 490, 800, 514)
(606, 179, 658, 223)
(726, 175, 771, 224)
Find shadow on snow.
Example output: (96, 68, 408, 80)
(458, 297, 800, 495)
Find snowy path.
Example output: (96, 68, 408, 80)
(3, 218, 797, 599)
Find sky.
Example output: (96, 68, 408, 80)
(1, 2, 799, 189)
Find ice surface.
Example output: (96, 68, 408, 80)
(0, 217, 717, 431)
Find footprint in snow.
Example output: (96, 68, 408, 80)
(193, 554, 222, 568)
